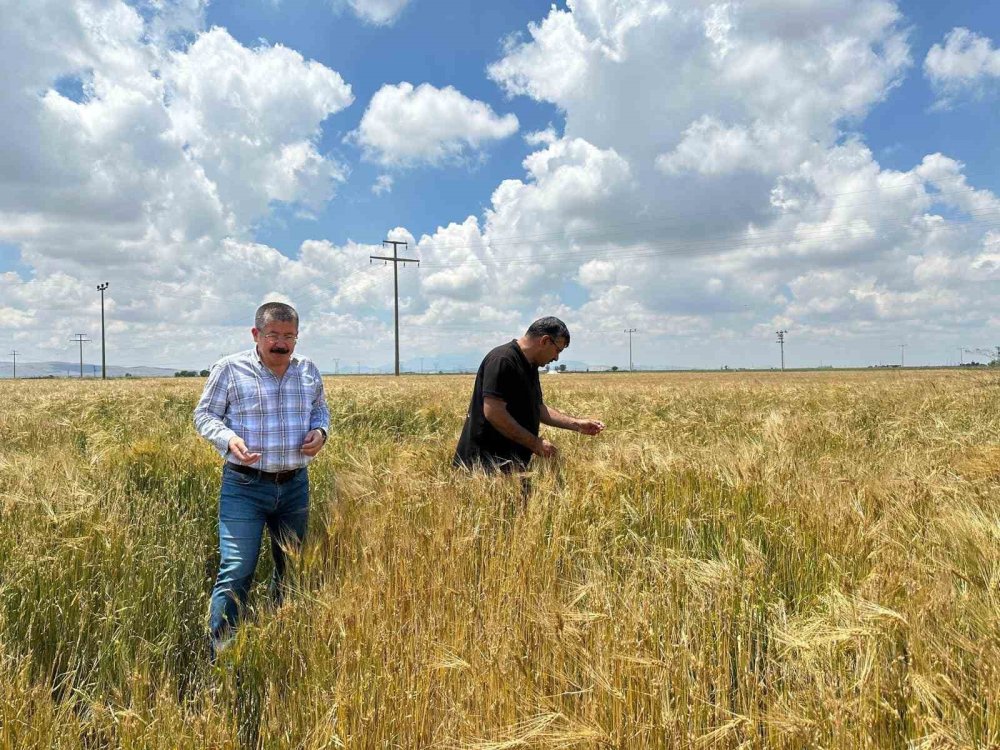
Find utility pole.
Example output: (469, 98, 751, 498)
(776, 330, 788, 371)
(70, 334, 91, 378)
(419, 356, 424, 374)
(957, 347, 963, 366)
(624, 328, 637, 372)
(9, 350, 18, 379)
(97, 282, 109, 380)
(370, 239, 419, 376)
(333, 358, 339, 375)
(899, 344, 906, 368)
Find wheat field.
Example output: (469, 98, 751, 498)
(0, 370, 998, 749)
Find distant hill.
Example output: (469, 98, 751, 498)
(0, 361, 179, 379)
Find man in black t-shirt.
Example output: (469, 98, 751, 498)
(454, 317, 605, 473)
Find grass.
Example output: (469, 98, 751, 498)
(0, 370, 998, 748)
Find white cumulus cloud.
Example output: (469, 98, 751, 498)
(346, 0, 412, 25)
(925, 27, 1000, 107)
(352, 82, 518, 167)
(167, 27, 354, 219)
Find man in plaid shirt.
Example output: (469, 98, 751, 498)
(194, 301, 329, 660)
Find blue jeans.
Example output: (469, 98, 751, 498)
(209, 464, 309, 643)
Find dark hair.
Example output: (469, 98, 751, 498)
(526, 316, 570, 344)
(255, 302, 299, 331)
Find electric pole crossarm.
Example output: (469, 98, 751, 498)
(369, 255, 419, 264)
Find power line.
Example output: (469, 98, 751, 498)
(8, 350, 18, 379)
(0, 165, 992, 290)
(776, 330, 788, 371)
(964, 346, 999, 364)
(0, 184, 997, 288)
(369, 239, 419, 377)
(1, 207, 999, 302)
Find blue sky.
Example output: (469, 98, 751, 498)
(1, 0, 999, 371)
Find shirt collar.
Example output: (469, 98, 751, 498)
(510, 339, 533, 371)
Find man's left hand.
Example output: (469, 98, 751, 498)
(575, 418, 605, 435)
(301, 429, 327, 456)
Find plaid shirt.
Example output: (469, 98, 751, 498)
(194, 348, 330, 472)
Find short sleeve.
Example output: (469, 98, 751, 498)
(482, 353, 516, 402)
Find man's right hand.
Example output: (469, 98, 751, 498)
(534, 438, 557, 458)
(228, 436, 262, 465)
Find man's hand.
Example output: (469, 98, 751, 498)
(228, 436, 262, 465)
(574, 418, 605, 436)
(534, 437, 558, 458)
(300, 429, 326, 457)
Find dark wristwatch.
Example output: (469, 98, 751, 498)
(315, 427, 328, 442)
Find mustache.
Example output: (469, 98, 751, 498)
(270, 347, 290, 354)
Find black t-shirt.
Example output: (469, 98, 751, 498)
(454, 340, 542, 471)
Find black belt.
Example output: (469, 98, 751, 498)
(226, 463, 302, 484)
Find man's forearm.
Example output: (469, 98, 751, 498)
(540, 404, 578, 431)
(485, 405, 541, 453)
(194, 409, 237, 455)
(309, 409, 330, 433)
(309, 366, 330, 432)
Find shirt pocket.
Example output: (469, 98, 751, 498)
(232, 390, 262, 418)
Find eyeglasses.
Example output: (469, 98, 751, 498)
(262, 333, 298, 343)
(549, 337, 567, 353)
